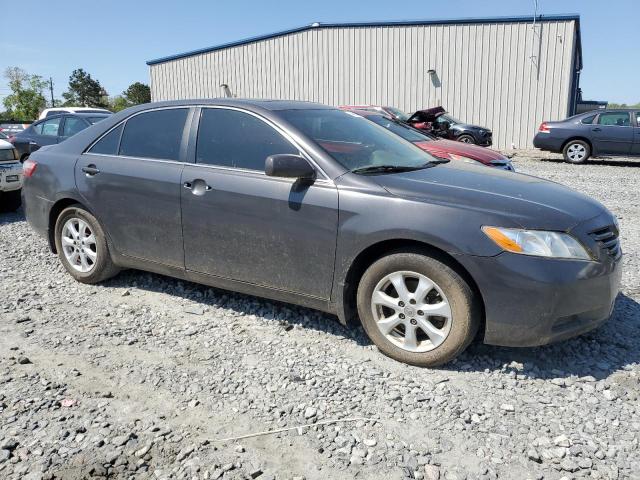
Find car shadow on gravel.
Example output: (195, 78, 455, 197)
(0, 207, 25, 224)
(102, 269, 373, 346)
(539, 157, 640, 168)
(453, 293, 640, 380)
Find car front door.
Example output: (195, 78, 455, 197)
(591, 111, 634, 155)
(181, 107, 339, 299)
(75, 107, 192, 267)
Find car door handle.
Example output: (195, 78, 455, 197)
(82, 165, 100, 176)
(592, 127, 602, 132)
(184, 179, 211, 195)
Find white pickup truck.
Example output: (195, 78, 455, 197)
(0, 133, 23, 212)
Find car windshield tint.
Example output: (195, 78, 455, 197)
(367, 115, 431, 142)
(280, 109, 435, 171)
(437, 114, 459, 125)
(385, 107, 410, 121)
(0, 148, 17, 161)
(87, 116, 108, 124)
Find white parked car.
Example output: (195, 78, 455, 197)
(38, 107, 112, 120)
(0, 133, 23, 212)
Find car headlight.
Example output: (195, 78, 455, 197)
(482, 226, 591, 260)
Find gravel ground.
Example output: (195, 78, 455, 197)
(1, 152, 639, 480)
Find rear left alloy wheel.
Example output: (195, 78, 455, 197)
(54, 205, 120, 284)
(357, 252, 480, 367)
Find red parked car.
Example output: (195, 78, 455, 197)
(345, 109, 514, 171)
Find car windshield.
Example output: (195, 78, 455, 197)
(384, 107, 410, 121)
(280, 109, 437, 172)
(437, 114, 459, 125)
(0, 132, 7, 140)
(87, 116, 108, 124)
(0, 147, 17, 161)
(367, 115, 433, 142)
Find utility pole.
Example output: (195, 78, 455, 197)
(49, 77, 55, 107)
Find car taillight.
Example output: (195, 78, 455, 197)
(538, 122, 550, 133)
(23, 159, 37, 177)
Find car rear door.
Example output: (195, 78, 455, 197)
(591, 112, 634, 155)
(180, 107, 339, 299)
(22, 117, 62, 154)
(75, 107, 192, 267)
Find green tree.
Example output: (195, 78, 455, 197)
(62, 69, 108, 107)
(123, 82, 151, 105)
(607, 102, 640, 109)
(109, 95, 130, 112)
(2, 67, 47, 120)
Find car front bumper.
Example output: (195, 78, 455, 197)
(0, 161, 23, 192)
(456, 250, 622, 347)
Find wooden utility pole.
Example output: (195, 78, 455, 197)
(49, 77, 55, 107)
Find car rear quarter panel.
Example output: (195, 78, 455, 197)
(23, 148, 82, 239)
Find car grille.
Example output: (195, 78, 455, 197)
(589, 225, 621, 259)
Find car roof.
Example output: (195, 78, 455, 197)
(38, 112, 111, 120)
(137, 98, 333, 111)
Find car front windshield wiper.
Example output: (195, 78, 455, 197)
(351, 159, 449, 175)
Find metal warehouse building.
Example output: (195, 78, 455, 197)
(147, 14, 582, 149)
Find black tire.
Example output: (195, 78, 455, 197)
(54, 205, 120, 284)
(0, 190, 21, 212)
(356, 252, 480, 367)
(457, 134, 476, 144)
(562, 140, 591, 164)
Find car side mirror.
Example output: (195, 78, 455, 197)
(265, 154, 315, 180)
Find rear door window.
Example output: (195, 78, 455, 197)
(119, 108, 188, 161)
(581, 114, 597, 124)
(196, 108, 298, 170)
(597, 112, 631, 126)
(40, 117, 62, 136)
(88, 124, 124, 155)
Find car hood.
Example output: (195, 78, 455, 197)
(372, 161, 607, 230)
(414, 139, 507, 165)
(0, 139, 13, 149)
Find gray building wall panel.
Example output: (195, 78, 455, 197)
(149, 20, 577, 148)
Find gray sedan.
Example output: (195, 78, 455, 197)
(22, 100, 622, 366)
(533, 109, 640, 163)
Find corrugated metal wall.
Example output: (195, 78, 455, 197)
(149, 20, 577, 148)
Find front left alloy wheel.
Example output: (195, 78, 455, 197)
(54, 205, 120, 283)
(357, 252, 480, 367)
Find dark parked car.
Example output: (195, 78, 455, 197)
(533, 109, 640, 163)
(407, 107, 493, 146)
(11, 113, 109, 160)
(340, 105, 493, 146)
(22, 100, 622, 367)
(349, 110, 514, 170)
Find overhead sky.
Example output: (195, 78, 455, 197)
(1, 0, 637, 105)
